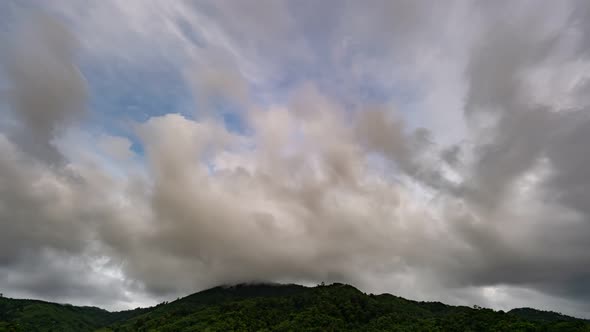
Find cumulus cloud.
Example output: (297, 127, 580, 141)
(1, 0, 590, 319)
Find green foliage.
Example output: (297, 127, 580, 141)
(0, 297, 148, 332)
(508, 307, 581, 323)
(0, 283, 588, 331)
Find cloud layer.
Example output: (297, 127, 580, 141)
(1, 0, 590, 318)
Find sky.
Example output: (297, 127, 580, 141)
(1, 0, 590, 319)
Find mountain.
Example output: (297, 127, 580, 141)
(1, 283, 588, 331)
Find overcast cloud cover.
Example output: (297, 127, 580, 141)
(1, 0, 590, 318)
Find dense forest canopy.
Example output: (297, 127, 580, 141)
(1, 283, 588, 332)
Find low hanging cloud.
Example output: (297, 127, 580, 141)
(1, 0, 590, 318)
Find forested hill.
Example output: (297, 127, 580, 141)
(1, 283, 588, 331)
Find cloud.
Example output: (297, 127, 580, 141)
(97, 135, 134, 161)
(1, 11, 87, 163)
(441, 0, 590, 309)
(1, 0, 590, 319)
(185, 47, 250, 112)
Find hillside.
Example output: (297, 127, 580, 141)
(0, 296, 149, 332)
(1, 283, 588, 331)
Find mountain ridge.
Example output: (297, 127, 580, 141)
(1, 282, 588, 331)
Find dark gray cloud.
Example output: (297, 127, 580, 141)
(1, 11, 87, 163)
(0, 250, 138, 308)
(442, 0, 590, 310)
